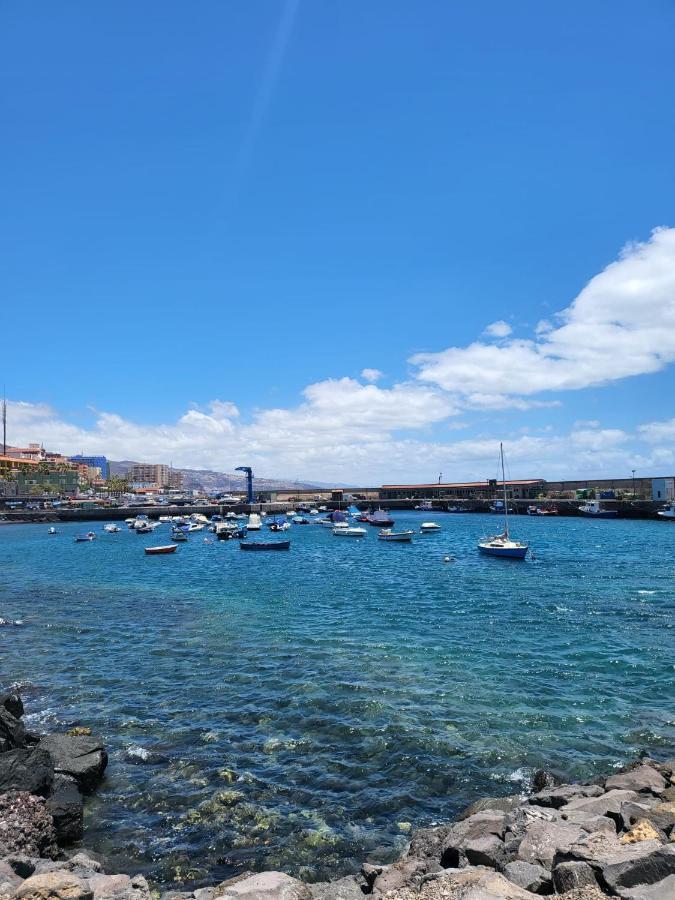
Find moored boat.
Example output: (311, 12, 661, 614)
(578, 500, 618, 518)
(657, 502, 675, 520)
(478, 444, 529, 559)
(247, 513, 262, 531)
(420, 522, 441, 532)
(145, 545, 177, 555)
(75, 532, 96, 542)
(48, 526, 57, 535)
(103, 524, 121, 533)
(333, 526, 367, 537)
(367, 508, 395, 527)
(378, 528, 414, 542)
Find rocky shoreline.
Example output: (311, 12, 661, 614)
(1, 691, 674, 899)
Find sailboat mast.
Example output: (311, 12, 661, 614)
(501, 442, 509, 538)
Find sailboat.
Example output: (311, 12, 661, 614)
(478, 444, 529, 559)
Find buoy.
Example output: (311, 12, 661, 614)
(443, 556, 451, 563)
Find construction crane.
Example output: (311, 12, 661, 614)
(235, 466, 254, 504)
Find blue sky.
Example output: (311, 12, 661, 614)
(3, 1, 675, 482)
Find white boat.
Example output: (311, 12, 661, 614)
(158, 516, 173, 523)
(378, 528, 414, 542)
(578, 500, 618, 518)
(414, 501, 433, 511)
(225, 512, 238, 519)
(657, 503, 675, 520)
(333, 526, 367, 537)
(420, 522, 441, 532)
(247, 513, 262, 531)
(186, 522, 204, 532)
(309, 508, 319, 516)
(478, 444, 529, 559)
(103, 524, 121, 533)
(48, 526, 57, 535)
(171, 527, 189, 541)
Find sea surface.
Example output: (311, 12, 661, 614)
(1, 512, 673, 885)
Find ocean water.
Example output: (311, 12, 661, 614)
(1, 512, 673, 885)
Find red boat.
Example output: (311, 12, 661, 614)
(145, 545, 178, 555)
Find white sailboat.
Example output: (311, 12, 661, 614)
(478, 444, 529, 559)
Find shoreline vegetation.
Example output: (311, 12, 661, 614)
(1, 692, 674, 899)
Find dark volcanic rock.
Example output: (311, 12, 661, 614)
(564, 788, 640, 823)
(602, 844, 675, 894)
(370, 857, 441, 897)
(407, 824, 452, 860)
(528, 782, 603, 809)
(440, 811, 506, 867)
(46, 774, 84, 845)
(0, 706, 27, 749)
(552, 860, 599, 892)
(605, 764, 667, 796)
(1, 690, 25, 719)
(620, 874, 675, 899)
(0, 791, 58, 859)
(39, 734, 108, 792)
(532, 769, 563, 792)
(517, 819, 586, 869)
(308, 875, 365, 899)
(0, 747, 54, 795)
(463, 834, 515, 870)
(457, 794, 522, 820)
(503, 860, 552, 893)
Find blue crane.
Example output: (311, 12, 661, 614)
(235, 466, 254, 504)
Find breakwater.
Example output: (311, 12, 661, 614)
(0, 498, 670, 524)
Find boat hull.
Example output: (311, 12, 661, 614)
(478, 543, 528, 559)
(578, 511, 618, 518)
(240, 541, 291, 551)
(145, 545, 177, 555)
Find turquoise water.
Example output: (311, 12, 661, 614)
(1, 513, 673, 885)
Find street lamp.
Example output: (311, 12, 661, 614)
(632, 469, 636, 499)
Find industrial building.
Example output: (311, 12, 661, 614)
(379, 479, 546, 501)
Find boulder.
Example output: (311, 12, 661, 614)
(560, 808, 617, 836)
(620, 801, 675, 836)
(213, 872, 311, 899)
(561, 829, 662, 868)
(45, 775, 84, 845)
(528, 782, 603, 809)
(14, 871, 93, 900)
(308, 876, 365, 899)
(564, 788, 640, 823)
(619, 874, 675, 899)
(0, 747, 54, 796)
(503, 804, 559, 843)
(0, 791, 58, 859)
(463, 834, 515, 870)
(517, 819, 585, 869)
(39, 735, 107, 793)
(407, 824, 452, 860)
(531, 769, 563, 792)
(379, 866, 539, 899)
(602, 844, 675, 894)
(551, 860, 599, 893)
(606, 765, 668, 796)
(88, 873, 150, 900)
(0, 690, 24, 719)
(0, 706, 27, 749)
(502, 860, 552, 893)
(439, 810, 506, 867)
(458, 795, 522, 820)
(371, 857, 441, 896)
(0, 859, 23, 896)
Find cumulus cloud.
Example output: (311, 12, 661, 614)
(484, 320, 512, 338)
(637, 417, 675, 443)
(412, 227, 675, 397)
(361, 368, 383, 383)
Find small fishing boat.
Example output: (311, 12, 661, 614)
(478, 444, 529, 559)
(309, 508, 319, 516)
(414, 501, 433, 511)
(48, 526, 57, 535)
(420, 522, 441, 532)
(171, 529, 188, 541)
(367, 508, 395, 527)
(292, 516, 310, 525)
(240, 540, 291, 551)
(247, 513, 262, 531)
(145, 545, 177, 555)
(657, 503, 675, 520)
(103, 524, 121, 533)
(578, 500, 618, 518)
(269, 521, 291, 532)
(378, 528, 414, 542)
(75, 532, 96, 542)
(136, 524, 153, 534)
(527, 504, 559, 516)
(333, 525, 367, 537)
(158, 516, 173, 523)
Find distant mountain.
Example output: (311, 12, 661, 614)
(108, 460, 330, 492)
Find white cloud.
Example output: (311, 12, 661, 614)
(361, 368, 383, 383)
(638, 417, 675, 443)
(484, 320, 512, 338)
(412, 227, 675, 397)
